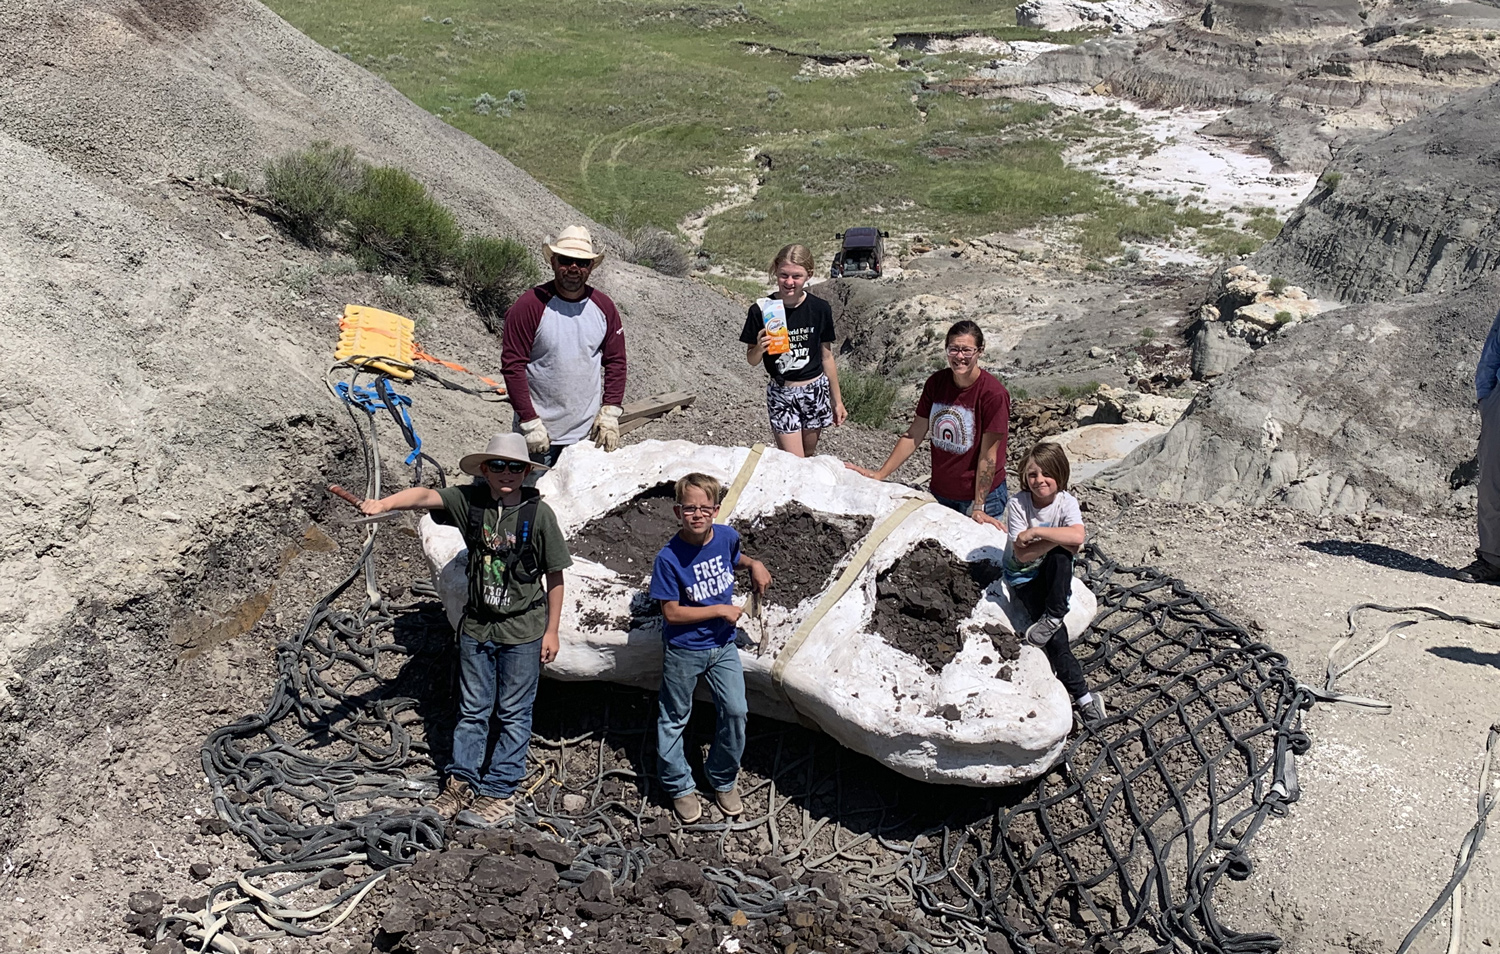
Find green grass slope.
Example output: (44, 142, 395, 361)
(264, 0, 1273, 271)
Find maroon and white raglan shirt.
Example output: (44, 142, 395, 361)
(500, 282, 628, 446)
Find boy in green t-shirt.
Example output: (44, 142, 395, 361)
(360, 432, 572, 826)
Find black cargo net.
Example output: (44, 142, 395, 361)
(181, 536, 1308, 954)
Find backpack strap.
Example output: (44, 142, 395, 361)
(466, 491, 545, 583)
(510, 495, 544, 583)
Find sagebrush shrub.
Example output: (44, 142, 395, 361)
(263, 141, 361, 248)
(455, 236, 539, 329)
(344, 166, 462, 283)
(839, 367, 900, 428)
(628, 226, 690, 278)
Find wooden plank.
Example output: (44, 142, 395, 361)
(619, 391, 696, 423)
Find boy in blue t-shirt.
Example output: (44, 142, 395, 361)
(649, 472, 772, 824)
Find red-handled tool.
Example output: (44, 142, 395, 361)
(328, 485, 364, 507)
(328, 485, 399, 524)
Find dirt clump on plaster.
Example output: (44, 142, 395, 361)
(568, 484, 681, 581)
(732, 504, 872, 609)
(571, 492, 872, 614)
(870, 541, 1004, 672)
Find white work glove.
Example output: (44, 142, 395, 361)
(520, 417, 550, 455)
(589, 405, 623, 452)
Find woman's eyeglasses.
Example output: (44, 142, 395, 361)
(946, 346, 979, 357)
(483, 460, 530, 474)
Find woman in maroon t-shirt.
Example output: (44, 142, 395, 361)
(844, 320, 1011, 528)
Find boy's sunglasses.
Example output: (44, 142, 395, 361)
(483, 460, 530, 473)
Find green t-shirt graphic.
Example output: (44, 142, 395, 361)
(436, 483, 573, 645)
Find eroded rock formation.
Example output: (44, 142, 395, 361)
(1104, 282, 1493, 514)
(980, 0, 1500, 171)
(1254, 82, 1500, 302)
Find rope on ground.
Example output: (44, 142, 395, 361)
(1397, 724, 1498, 954)
(1312, 602, 1500, 712)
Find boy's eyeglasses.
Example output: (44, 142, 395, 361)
(946, 346, 979, 357)
(677, 505, 718, 515)
(483, 460, 530, 473)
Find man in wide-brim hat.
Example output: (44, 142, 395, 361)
(358, 431, 573, 826)
(500, 225, 628, 468)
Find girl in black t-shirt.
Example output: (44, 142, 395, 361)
(739, 243, 846, 456)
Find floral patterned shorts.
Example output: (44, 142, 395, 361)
(765, 374, 833, 435)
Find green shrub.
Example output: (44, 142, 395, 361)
(345, 166, 462, 282)
(263, 141, 362, 248)
(1268, 276, 1289, 295)
(1245, 215, 1283, 241)
(1056, 380, 1101, 400)
(455, 236, 539, 329)
(1319, 171, 1343, 192)
(840, 367, 900, 427)
(1274, 310, 1295, 325)
(1139, 327, 1157, 340)
(628, 225, 690, 277)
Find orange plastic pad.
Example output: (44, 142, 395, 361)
(335, 305, 416, 380)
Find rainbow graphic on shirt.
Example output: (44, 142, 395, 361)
(930, 402, 975, 455)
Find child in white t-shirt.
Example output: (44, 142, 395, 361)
(1002, 442, 1103, 724)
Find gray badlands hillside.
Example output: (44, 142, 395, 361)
(977, 0, 1500, 171)
(0, 0, 749, 855)
(1253, 81, 1500, 302)
(1081, 21, 1500, 515)
(1104, 281, 1494, 515)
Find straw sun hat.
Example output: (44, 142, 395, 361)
(544, 225, 604, 263)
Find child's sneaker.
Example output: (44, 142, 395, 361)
(672, 793, 703, 824)
(1024, 615, 1065, 647)
(714, 787, 743, 818)
(1076, 693, 1106, 726)
(427, 778, 473, 819)
(457, 793, 518, 828)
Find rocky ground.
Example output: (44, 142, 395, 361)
(4, 0, 1500, 952)
(1085, 492, 1500, 953)
(13, 443, 1493, 954)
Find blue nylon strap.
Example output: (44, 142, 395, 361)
(335, 381, 424, 465)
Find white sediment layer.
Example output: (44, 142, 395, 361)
(991, 85, 1320, 265)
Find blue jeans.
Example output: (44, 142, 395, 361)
(933, 481, 1008, 519)
(448, 635, 542, 797)
(657, 642, 748, 798)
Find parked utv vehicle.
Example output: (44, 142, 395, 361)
(830, 228, 888, 279)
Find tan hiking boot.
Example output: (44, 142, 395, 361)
(457, 794, 518, 828)
(672, 793, 703, 824)
(428, 778, 473, 819)
(714, 787, 743, 818)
